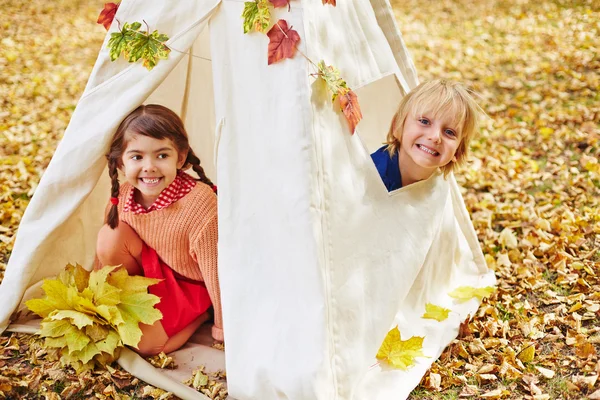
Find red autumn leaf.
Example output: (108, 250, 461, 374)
(322, 0, 336, 5)
(97, 2, 120, 31)
(269, 0, 290, 8)
(266, 20, 300, 65)
(458, 315, 473, 340)
(339, 89, 362, 134)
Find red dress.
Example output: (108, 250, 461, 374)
(141, 243, 212, 337)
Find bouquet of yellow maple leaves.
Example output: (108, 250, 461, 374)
(25, 264, 162, 372)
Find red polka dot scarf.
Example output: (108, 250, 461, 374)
(123, 170, 197, 214)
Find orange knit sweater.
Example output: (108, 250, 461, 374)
(116, 181, 223, 341)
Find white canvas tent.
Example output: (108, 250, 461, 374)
(0, 0, 495, 399)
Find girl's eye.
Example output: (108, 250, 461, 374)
(445, 129, 457, 137)
(158, 153, 168, 159)
(131, 155, 142, 161)
(418, 118, 430, 125)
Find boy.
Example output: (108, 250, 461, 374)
(372, 80, 482, 190)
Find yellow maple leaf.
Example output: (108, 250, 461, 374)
(116, 291, 162, 347)
(88, 265, 122, 306)
(376, 326, 426, 370)
(84, 324, 110, 342)
(57, 263, 90, 292)
(25, 279, 71, 317)
(94, 330, 122, 355)
(422, 303, 451, 321)
(50, 310, 97, 330)
(44, 324, 90, 354)
(449, 286, 496, 302)
(517, 343, 535, 363)
(39, 319, 72, 338)
(26, 263, 163, 368)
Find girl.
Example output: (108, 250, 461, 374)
(371, 79, 483, 190)
(95, 104, 222, 356)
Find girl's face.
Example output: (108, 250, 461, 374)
(397, 110, 461, 178)
(120, 133, 187, 208)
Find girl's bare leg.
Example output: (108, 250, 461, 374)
(136, 312, 211, 356)
(96, 222, 143, 276)
(96, 222, 209, 356)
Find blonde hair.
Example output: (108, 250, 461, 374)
(385, 79, 484, 176)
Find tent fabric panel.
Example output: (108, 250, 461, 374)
(303, 0, 493, 397)
(0, 0, 219, 333)
(368, 0, 419, 92)
(302, 0, 407, 89)
(211, 3, 332, 399)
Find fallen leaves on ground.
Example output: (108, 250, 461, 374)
(0, 0, 599, 398)
(183, 366, 228, 399)
(391, 0, 600, 398)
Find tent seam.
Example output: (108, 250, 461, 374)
(301, 1, 339, 398)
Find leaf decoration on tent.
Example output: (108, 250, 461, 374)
(421, 303, 451, 321)
(242, 0, 272, 34)
(107, 21, 140, 61)
(26, 263, 162, 372)
(269, 0, 290, 9)
(315, 60, 363, 134)
(339, 89, 362, 134)
(240, 0, 361, 133)
(376, 326, 427, 370)
(97, 2, 120, 31)
(267, 20, 300, 65)
(128, 28, 171, 70)
(107, 21, 170, 70)
(316, 61, 347, 102)
(448, 286, 496, 302)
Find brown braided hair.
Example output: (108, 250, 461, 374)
(105, 104, 215, 229)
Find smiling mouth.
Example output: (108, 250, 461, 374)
(416, 144, 439, 156)
(140, 177, 162, 185)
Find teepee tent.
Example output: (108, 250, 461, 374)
(0, 0, 495, 399)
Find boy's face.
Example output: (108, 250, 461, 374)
(397, 111, 461, 177)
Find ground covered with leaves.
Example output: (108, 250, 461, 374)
(1, 0, 599, 399)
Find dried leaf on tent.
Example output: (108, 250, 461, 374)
(107, 21, 170, 70)
(376, 326, 426, 370)
(338, 88, 362, 134)
(314, 60, 362, 133)
(127, 29, 171, 70)
(267, 20, 300, 65)
(269, 0, 290, 8)
(97, 2, 120, 31)
(107, 21, 141, 61)
(422, 303, 451, 321)
(242, 0, 271, 34)
(322, 0, 336, 5)
(25, 264, 162, 371)
(448, 286, 496, 302)
(316, 60, 347, 102)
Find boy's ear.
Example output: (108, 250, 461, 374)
(177, 150, 189, 169)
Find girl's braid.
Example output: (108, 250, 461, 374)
(107, 157, 121, 229)
(186, 149, 215, 189)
